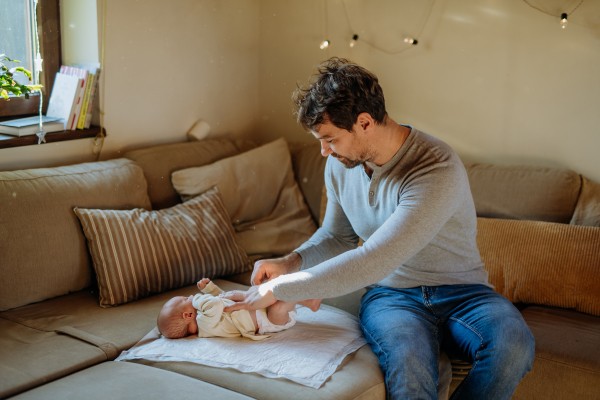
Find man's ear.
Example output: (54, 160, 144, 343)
(356, 112, 375, 135)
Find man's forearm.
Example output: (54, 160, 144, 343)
(284, 252, 303, 274)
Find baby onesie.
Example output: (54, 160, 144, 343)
(194, 281, 297, 340)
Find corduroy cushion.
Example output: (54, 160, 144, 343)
(171, 138, 317, 257)
(477, 218, 600, 316)
(74, 187, 249, 307)
(0, 159, 151, 312)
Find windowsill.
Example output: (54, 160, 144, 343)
(0, 126, 105, 149)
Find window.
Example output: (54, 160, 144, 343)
(0, 0, 61, 118)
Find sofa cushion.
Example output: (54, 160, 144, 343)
(512, 306, 600, 399)
(0, 284, 210, 355)
(570, 175, 600, 227)
(10, 361, 254, 400)
(0, 318, 107, 399)
(0, 279, 384, 399)
(73, 188, 250, 307)
(288, 141, 327, 224)
(0, 159, 151, 312)
(125, 138, 257, 210)
(477, 218, 600, 316)
(464, 163, 580, 223)
(172, 138, 317, 257)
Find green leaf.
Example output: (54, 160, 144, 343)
(1, 89, 9, 100)
(11, 67, 33, 80)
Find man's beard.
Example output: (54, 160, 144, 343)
(332, 152, 364, 169)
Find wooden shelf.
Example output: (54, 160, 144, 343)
(0, 126, 105, 149)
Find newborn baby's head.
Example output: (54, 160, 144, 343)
(157, 295, 198, 339)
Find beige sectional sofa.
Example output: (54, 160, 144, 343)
(1, 138, 599, 399)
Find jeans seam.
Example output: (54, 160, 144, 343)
(360, 321, 392, 400)
(448, 316, 484, 399)
(422, 287, 438, 318)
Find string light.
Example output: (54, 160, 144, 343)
(341, 0, 435, 55)
(320, 40, 330, 49)
(560, 13, 568, 29)
(522, 0, 584, 30)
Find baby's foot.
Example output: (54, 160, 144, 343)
(197, 278, 211, 291)
(299, 298, 322, 312)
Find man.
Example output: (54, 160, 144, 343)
(222, 58, 534, 399)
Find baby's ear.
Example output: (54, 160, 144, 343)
(182, 311, 195, 320)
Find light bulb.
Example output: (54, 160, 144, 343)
(560, 13, 568, 29)
(404, 37, 418, 45)
(350, 34, 358, 48)
(320, 40, 330, 50)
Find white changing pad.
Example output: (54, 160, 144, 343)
(116, 305, 367, 388)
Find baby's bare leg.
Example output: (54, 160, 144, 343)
(266, 301, 297, 325)
(298, 299, 322, 312)
(267, 299, 322, 325)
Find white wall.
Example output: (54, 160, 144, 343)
(61, 0, 99, 66)
(2, 0, 598, 184)
(0, 0, 260, 170)
(257, 0, 600, 183)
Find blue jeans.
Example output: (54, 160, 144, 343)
(359, 285, 535, 400)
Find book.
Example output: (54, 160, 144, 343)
(46, 72, 81, 130)
(77, 70, 94, 129)
(60, 66, 89, 130)
(84, 66, 101, 129)
(72, 63, 101, 129)
(0, 116, 65, 137)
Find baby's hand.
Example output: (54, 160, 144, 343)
(197, 278, 211, 291)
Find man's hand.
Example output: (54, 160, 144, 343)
(251, 252, 302, 286)
(221, 284, 277, 312)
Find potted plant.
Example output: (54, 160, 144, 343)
(0, 54, 42, 100)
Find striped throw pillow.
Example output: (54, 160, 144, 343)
(74, 187, 250, 307)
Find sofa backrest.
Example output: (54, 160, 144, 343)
(463, 163, 581, 224)
(288, 142, 327, 223)
(125, 138, 328, 225)
(0, 159, 151, 311)
(125, 139, 257, 210)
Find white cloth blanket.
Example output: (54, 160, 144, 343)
(116, 305, 366, 388)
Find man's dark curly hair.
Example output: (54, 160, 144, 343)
(292, 57, 387, 133)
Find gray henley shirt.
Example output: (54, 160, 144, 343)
(270, 126, 491, 303)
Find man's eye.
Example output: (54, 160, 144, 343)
(327, 140, 334, 144)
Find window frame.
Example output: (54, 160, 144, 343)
(0, 0, 61, 118)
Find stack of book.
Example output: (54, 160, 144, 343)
(0, 63, 102, 137)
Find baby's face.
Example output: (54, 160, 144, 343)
(166, 295, 196, 313)
(161, 295, 199, 337)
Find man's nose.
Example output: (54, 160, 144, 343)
(320, 141, 333, 157)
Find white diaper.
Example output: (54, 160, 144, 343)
(256, 307, 297, 335)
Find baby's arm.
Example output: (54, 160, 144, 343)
(197, 278, 224, 297)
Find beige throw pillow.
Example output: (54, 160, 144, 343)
(477, 217, 600, 316)
(171, 138, 317, 256)
(74, 187, 250, 307)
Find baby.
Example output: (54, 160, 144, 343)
(157, 278, 322, 340)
